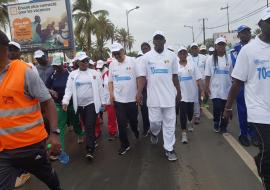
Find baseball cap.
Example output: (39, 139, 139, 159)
(51, 53, 64, 66)
(237, 25, 251, 33)
(76, 51, 89, 61)
(261, 7, 270, 21)
(153, 30, 165, 38)
(215, 37, 227, 45)
(190, 42, 198, 48)
(34, 50, 45, 59)
(200, 45, 207, 50)
(96, 60, 104, 68)
(110, 42, 123, 52)
(208, 47, 215, 52)
(89, 59, 95, 65)
(9, 41, 21, 50)
(177, 46, 187, 52)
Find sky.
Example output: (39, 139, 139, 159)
(16, 0, 268, 51)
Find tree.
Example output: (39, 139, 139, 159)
(0, 0, 9, 31)
(252, 28, 261, 38)
(72, 0, 108, 55)
(115, 28, 134, 51)
(204, 38, 214, 49)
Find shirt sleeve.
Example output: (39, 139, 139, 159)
(205, 56, 212, 77)
(231, 49, 249, 82)
(172, 55, 179, 74)
(24, 67, 51, 103)
(136, 56, 147, 77)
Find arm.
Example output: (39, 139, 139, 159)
(108, 82, 115, 105)
(136, 76, 146, 104)
(205, 76, 211, 96)
(197, 79, 205, 99)
(173, 74, 181, 102)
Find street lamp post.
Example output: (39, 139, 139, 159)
(126, 6, 139, 51)
(184, 25, 195, 42)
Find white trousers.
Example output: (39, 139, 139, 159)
(148, 107, 176, 151)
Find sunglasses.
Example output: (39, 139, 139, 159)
(112, 51, 120, 57)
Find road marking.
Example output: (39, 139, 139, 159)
(201, 107, 262, 183)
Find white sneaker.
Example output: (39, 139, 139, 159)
(181, 132, 188, 144)
(187, 122, 194, 132)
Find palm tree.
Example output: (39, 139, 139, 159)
(0, 0, 9, 31)
(72, 0, 108, 54)
(115, 28, 134, 51)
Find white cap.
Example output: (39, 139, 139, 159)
(76, 51, 89, 61)
(138, 50, 143, 56)
(9, 41, 21, 50)
(72, 56, 78, 63)
(34, 50, 45, 59)
(190, 42, 198, 48)
(177, 46, 187, 52)
(215, 37, 227, 45)
(153, 30, 165, 38)
(200, 45, 207, 50)
(89, 59, 95, 65)
(208, 47, 215, 52)
(51, 53, 64, 66)
(110, 42, 123, 52)
(96, 60, 104, 68)
(261, 7, 270, 21)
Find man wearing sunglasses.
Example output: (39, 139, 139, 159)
(136, 31, 181, 161)
(108, 42, 139, 155)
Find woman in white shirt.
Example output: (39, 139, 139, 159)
(62, 52, 104, 160)
(177, 47, 204, 144)
(205, 37, 233, 133)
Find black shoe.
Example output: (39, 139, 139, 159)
(142, 130, 149, 137)
(251, 136, 260, 147)
(85, 151, 94, 160)
(238, 135, 250, 147)
(118, 145, 131, 155)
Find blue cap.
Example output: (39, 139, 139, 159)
(237, 25, 251, 33)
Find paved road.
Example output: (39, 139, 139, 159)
(20, 107, 263, 190)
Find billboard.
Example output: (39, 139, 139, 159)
(213, 31, 238, 49)
(7, 0, 74, 52)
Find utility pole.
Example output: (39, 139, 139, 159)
(221, 4, 230, 33)
(199, 18, 207, 44)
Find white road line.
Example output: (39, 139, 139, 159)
(201, 107, 262, 183)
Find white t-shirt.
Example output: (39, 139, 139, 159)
(232, 36, 270, 124)
(75, 70, 94, 106)
(137, 49, 178, 107)
(205, 54, 233, 100)
(178, 62, 202, 102)
(188, 54, 207, 79)
(108, 56, 137, 103)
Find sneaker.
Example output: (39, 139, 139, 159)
(49, 155, 59, 161)
(85, 151, 94, 160)
(142, 130, 150, 137)
(181, 132, 188, 144)
(77, 136, 84, 144)
(239, 135, 250, 147)
(150, 133, 158, 144)
(213, 123, 219, 133)
(118, 145, 131, 155)
(15, 173, 31, 188)
(194, 117, 200, 125)
(165, 150, 178, 161)
(59, 151, 70, 164)
(187, 122, 194, 132)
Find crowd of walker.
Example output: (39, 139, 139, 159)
(0, 7, 270, 190)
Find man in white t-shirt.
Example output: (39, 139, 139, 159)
(188, 43, 207, 124)
(136, 31, 181, 161)
(224, 8, 270, 189)
(108, 42, 139, 155)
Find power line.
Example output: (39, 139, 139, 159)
(195, 29, 203, 41)
(206, 5, 267, 29)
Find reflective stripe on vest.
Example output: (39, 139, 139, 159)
(0, 118, 44, 136)
(0, 104, 40, 118)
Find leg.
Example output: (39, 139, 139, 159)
(114, 102, 129, 147)
(219, 99, 228, 132)
(252, 123, 270, 189)
(179, 102, 187, 130)
(106, 105, 118, 136)
(148, 107, 162, 136)
(140, 103, 150, 134)
(126, 102, 139, 138)
(212, 98, 221, 131)
(95, 116, 101, 139)
(162, 107, 176, 152)
(187, 102, 194, 122)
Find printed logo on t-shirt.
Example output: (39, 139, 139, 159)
(113, 75, 131, 81)
(214, 68, 229, 75)
(254, 59, 270, 65)
(257, 67, 270, 80)
(150, 67, 169, 74)
(179, 76, 193, 81)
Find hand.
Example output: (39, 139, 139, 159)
(47, 133, 61, 156)
(201, 91, 205, 102)
(110, 94, 115, 106)
(223, 109, 233, 121)
(205, 88, 211, 97)
(50, 90, 58, 98)
(136, 92, 143, 105)
(62, 104, 68, 112)
(176, 92, 181, 102)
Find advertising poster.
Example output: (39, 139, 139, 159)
(7, 0, 74, 52)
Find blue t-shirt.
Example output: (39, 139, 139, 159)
(46, 70, 69, 104)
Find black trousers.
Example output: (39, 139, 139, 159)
(140, 104, 150, 133)
(114, 101, 138, 147)
(0, 140, 61, 190)
(78, 103, 97, 152)
(179, 101, 194, 130)
(212, 98, 228, 130)
(251, 123, 270, 190)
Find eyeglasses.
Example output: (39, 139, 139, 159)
(112, 51, 120, 57)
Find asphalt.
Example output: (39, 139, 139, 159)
(20, 106, 263, 190)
